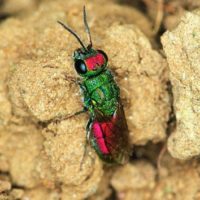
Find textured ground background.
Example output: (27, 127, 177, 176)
(0, 0, 200, 200)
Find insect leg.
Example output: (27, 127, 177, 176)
(157, 143, 167, 177)
(62, 72, 82, 84)
(42, 65, 80, 85)
(80, 117, 93, 170)
(51, 107, 88, 124)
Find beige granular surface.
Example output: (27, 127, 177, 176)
(162, 9, 200, 160)
(0, 0, 199, 199)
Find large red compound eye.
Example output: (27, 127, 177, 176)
(97, 50, 108, 63)
(85, 50, 108, 71)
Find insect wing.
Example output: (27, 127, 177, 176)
(91, 102, 130, 164)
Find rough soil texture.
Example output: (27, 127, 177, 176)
(162, 9, 200, 160)
(0, 0, 199, 200)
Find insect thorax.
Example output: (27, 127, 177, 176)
(83, 70, 120, 116)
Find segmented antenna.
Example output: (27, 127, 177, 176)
(83, 6, 93, 49)
(57, 20, 87, 51)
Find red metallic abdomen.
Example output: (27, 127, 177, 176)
(90, 104, 130, 164)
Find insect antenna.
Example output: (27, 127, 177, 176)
(57, 20, 87, 51)
(83, 6, 93, 49)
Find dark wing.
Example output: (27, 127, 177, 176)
(91, 101, 130, 164)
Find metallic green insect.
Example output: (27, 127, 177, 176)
(58, 6, 130, 164)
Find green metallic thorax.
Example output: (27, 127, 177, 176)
(82, 70, 119, 117)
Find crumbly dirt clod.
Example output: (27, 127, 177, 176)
(0, 0, 199, 199)
(0, 0, 39, 15)
(0, 0, 166, 199)
(162, 9, 200, 160)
